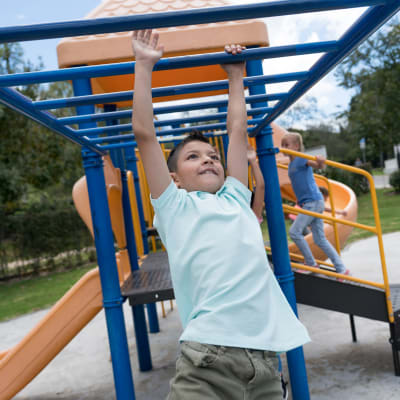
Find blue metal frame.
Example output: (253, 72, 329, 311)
(1, 1, 400, 400)
(0, 1, 387, 43)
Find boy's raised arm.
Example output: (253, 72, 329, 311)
(132, 30, 171, 199)
(220, 45, 248, 187)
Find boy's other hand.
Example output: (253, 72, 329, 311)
(132, 29, 164, 67)
(247, 144, 257, 163)
(221, 44, 246, 76)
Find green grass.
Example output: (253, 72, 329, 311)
(0, 265, 95, 322)
(372, 168, 385, 176)
(346, 188, 400, 244)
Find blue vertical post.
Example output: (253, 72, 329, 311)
(103, 104, 155, 368)
(246, 59, 310, 400)
(83, 150, 136, 400)
(72, 77, 135, 399)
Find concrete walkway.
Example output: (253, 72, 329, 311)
(1, 232, 400, 400)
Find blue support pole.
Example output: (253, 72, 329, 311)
(246, 59, 310, 400)
(82, 150, 136, 400)
(72, 78, 136, 398)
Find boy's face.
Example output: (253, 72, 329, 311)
(171, 140, 225, 193)
(281, 137, 299, 151)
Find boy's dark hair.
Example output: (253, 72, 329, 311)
(167, 130, 211, 172)
(319, 186, 329, 197)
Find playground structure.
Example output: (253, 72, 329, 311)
(1, 1, 400, 400)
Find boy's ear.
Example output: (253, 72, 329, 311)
(170, 172, 180, 187)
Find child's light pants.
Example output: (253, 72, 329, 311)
(289, 199, 346, 273)
(167, 341, 283, 400)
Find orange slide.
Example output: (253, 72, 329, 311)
(0, 269, 103, 400)
(0, 156, 131, 400)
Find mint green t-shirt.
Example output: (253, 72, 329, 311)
(151, 176, 310, 352)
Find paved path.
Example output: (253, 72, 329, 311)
(1, 232, 399, 400)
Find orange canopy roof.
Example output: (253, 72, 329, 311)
(57, 0, 269, 105)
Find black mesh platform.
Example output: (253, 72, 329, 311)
(121, 252, 174, 306)
(294, 271, 393, 322)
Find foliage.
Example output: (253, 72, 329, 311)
(0, 44, 83, 214)
(0, 193, 93, 275)
(335, 19, 400, 166)
(389, 170, 400, 192)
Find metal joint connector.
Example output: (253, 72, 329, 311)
(257, 147, 279, 157)
(275, 272, 295, 284)
(103, 297, 124, 308)
(82, 149, 103, 169)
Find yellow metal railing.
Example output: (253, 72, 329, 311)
(278, 147, 393, 322)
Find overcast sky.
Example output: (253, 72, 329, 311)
(1, 0, 394, 127)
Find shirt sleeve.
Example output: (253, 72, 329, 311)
(222, 176, 252, 205)
(293, 156, 308, 168)
(150, 179, 177, 211)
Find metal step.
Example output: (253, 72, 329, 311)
(293, 272, 390, 322)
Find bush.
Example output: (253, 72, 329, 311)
(389, 170, 400, 192)
(0, 195, 93, 274)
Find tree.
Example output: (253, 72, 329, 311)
(0, 44, 83, 213)
(277, 95, 325, 130)
(336, 19, 400, 166)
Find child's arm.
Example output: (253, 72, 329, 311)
(221, 45, 248, 187)
(132, 30, 171, 199)
(248, 145, 265, 221)
(307, 155, 326, 170)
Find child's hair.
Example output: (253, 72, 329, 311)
(319, 186, 329, 198)
(167, 130, 211, 172)
(282, 131, 304, 152)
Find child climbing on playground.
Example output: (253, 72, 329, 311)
(132, 29, 309, 400)
(281, 132, 351, 277)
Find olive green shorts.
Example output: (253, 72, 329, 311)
(167, 341, 283, 400)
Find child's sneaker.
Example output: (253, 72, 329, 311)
(337, 269, 351, 282)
